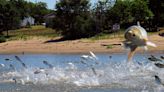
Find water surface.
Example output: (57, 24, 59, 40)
(0, 53, 164, 92)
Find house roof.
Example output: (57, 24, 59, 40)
(44, 13, 55, 19)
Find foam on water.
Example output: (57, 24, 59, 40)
(0, 54, 164, 92)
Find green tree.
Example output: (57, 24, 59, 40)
(149, 0, 164, 27)
(106, 0, 132, 28)
(106, 0, 153, 28)
(10, 0, 29, 19)
(54, 0, 96, 39)
(32, 2, 50, 24)
(0, 0, 20, 36)
(93, 0, 113, 32)
(130, 0, 153, 23)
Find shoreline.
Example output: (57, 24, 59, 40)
(0, 45, 163, 55)
(0, 35, 163, 55)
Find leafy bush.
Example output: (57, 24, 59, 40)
(106, 45, 114, 49)
(0, 35, 6, 43)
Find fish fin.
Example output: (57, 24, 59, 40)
(137, 21, 141, 26)
(127, 46, 137, 62)
(146, 41, 157, 47)
(144, 46, 148, 51)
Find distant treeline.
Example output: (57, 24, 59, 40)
(0, 0, 164, 40)
(50, 0, 164, 39)
(0, 0, 51, 35)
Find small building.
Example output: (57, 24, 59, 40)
(44, 13, 55, 28)
(20, 16, 35, 27)
(112, 23, 120, 31)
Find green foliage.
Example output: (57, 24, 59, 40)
(0, 0, 21, 30)
(53, 0, 157, 39)
(0, 0, 163, 40)
(106, 0, 153, 28)
(32, 2, 51, 23)
(54, 0, 97, 39)
(0, 35, 6, 43)
(107, 0, 131, 24)
(130, 0, 153, 22)
(10, 0, 28, 19)
(93, 0, 114, 32)
(106, 45, 113, 49)
(149, 0, 164, 26)
(52, 0, 156, 39)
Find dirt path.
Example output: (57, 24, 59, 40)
(0, 35, 163, 54)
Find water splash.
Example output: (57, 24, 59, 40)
(0, 54, 164, 92)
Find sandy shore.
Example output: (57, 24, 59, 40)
(0, 35, 163, 54)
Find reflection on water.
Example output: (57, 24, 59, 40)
(0, 53, 164, 92)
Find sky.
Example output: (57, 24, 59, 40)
(28, 0, 99, 9)
(28, 0, 55, 9)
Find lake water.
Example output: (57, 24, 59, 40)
(0, 53, 164, 92)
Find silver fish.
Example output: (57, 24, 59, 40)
(123, 22, 156, 62)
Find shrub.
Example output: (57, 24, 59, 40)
(0, 35, 6, 43)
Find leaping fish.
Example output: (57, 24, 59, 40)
(123, 22, 157, 62)
(15, 56, 27, 68)
(154, 75, 164, 86)
(81, 51, 98, 61)
(43, 61, 54, 69)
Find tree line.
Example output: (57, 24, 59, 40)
(52, 0, 164, 39)
(0, 0, 163, 40)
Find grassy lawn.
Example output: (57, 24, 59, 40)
(89, 28, 162, 41)
(2, 26, 160, 41)
(89, 30, 125, 41)
(3, 25, 60, 41)
(3, 26, 125, 41)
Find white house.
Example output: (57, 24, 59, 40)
(20, 16, 35, 27)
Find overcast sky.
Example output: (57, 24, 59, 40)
(28, 0, 99, 9)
